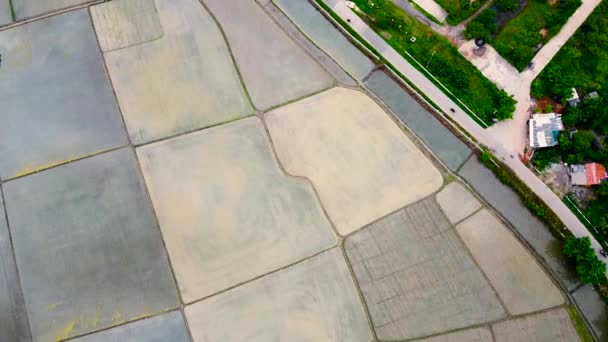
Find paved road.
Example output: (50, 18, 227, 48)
(319, 0, 608, 269)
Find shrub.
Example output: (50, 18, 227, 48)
(497, 0, 519, 12)
(464, 9, 496, 41)
(564, 237, 608, 285)
(493, 0, 582, 71)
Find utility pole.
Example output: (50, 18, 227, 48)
(426, 50, 436, 68)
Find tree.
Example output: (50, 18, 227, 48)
(464, 21, 490, 41)
(565, 154, 583, 165)
(510, 45, 535, 70)
(543, 65, 576, 99)
(561, 107, 580, 127)
(563, 237, 608, 285)
(464, 9, 496, 41)
(476, 9, 497, 29)
(497, 0, 518, 12)
(558, 131, 572, 152)
(579, 97, 604, 125)
(597, 182, 608, 198)
(572, 130, 594, 153)
(495, 90, 516, 120)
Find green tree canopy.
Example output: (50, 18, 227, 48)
(597, 182, 608, 198)
(572, 130, 594, 153)
(563, 237, 607, 285)
(497, 0, 518, 12)
(464, 9, 496, 41)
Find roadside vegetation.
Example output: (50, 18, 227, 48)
(564, 236, 607, 285)
(434, 0, 488, 25)
(351, 0, 516, 124)
(480, 150, 608, 305)
(567, 305, 595, 342)
(465, 0, 581, 71)
(493, 0, 581, 70)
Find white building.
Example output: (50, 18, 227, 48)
(529, 113, 564, 149)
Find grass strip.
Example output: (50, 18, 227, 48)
(567, 305, 595, 342)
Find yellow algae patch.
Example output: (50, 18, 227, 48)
(10, 147, 119, 179)
(112, 310, 124, 324)
(47, 302, 62, 311)
(54, 320, 77, 341)
(88, 313, 102, 329)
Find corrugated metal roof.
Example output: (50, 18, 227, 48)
(529, 114, 564, 148)
(586, 163, 608, 185)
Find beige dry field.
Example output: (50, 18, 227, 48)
(0, 0, 583, 341)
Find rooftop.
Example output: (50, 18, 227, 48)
(567, 88, 581, 106)
(570, 163, 608, 186)
(586, 162, 608, 185)
(529, 113, 565, 148)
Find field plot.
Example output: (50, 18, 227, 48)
(90, 0, 163, 52)
(3, 149, 178, 341)
(0, 0, 10, 25)
(458, 157, 579, 289)
(436, 182, 482, 224)
(0, 0, 588, 340)
(345, 199, 505, 340)
(72, 311, 189, 342)
(264, 2, 357, 86)
(137, 118, 336, 302)
(365, 70, 472, 171)
(0, 10, 126, 180)
(202, 0, 333, 110)
(266, 87, 443, 235)
(0, 192, 30, 342)
(416, 327, 493, 342)
(185, 249, 372, 342)
(572, 285, 608, 340)
(12, 0, 93, 20)
(493, 0, 581, 71)
(457, 209, 565, 315)
(97, 0, 252, 145)
(273, 0, 374, 81)
(492, 308, 580, 341)
(73, 311, 190, 342)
